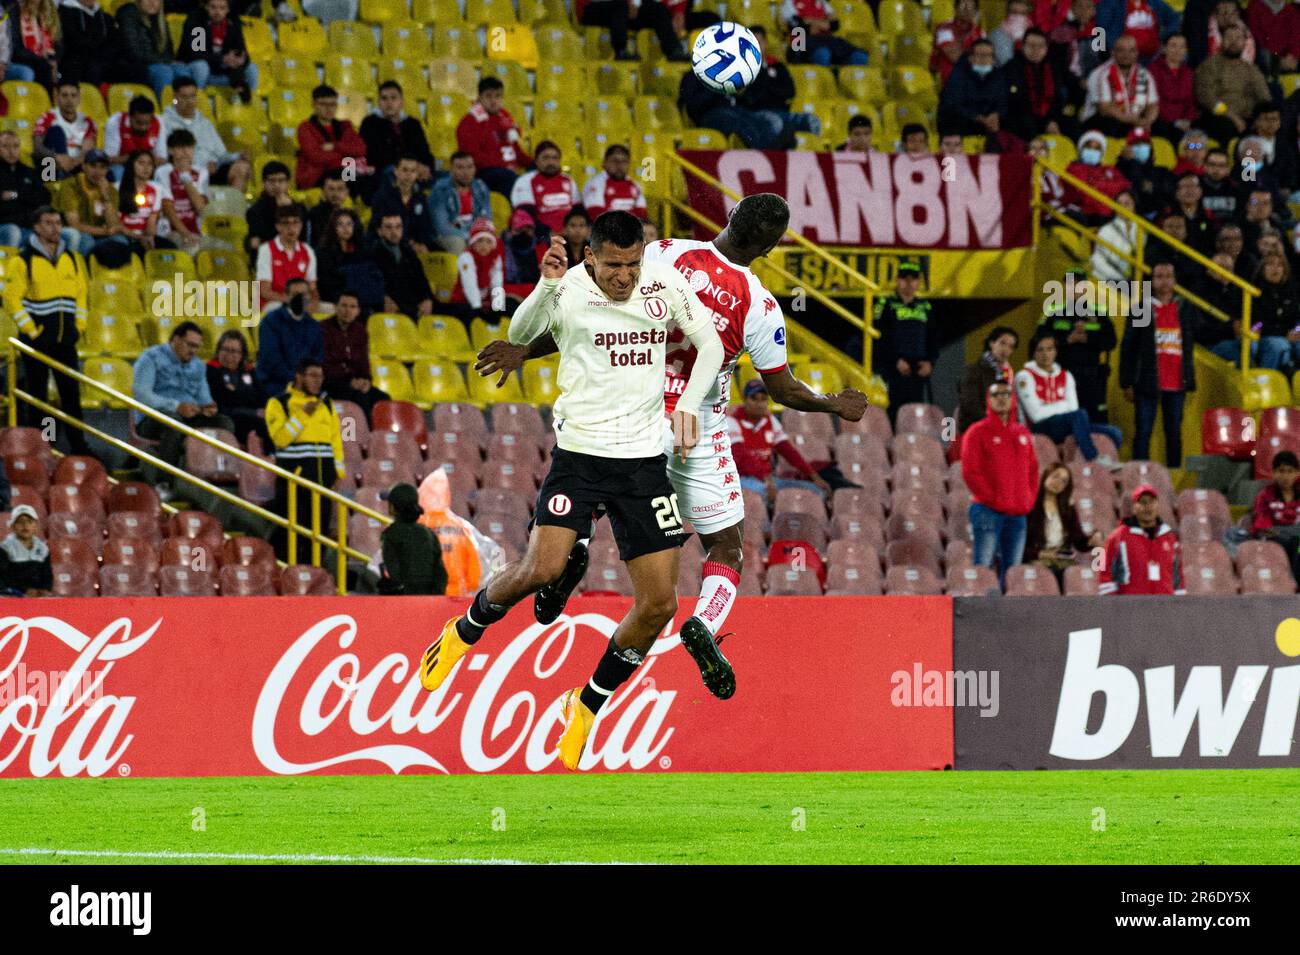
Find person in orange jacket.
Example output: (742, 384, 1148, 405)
(416, 468, 505, 597)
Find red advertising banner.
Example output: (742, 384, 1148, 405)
(0, 596, 953, 778)
(680, 149, 1033, 249)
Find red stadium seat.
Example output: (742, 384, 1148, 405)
(1240, 562, 1296, 593)
(159, 565, 216, 596)
(840, 404, 892, 442)
(943, 508, 972, 543)
(1031, 433, 1060, 471)
(479, 459, 537, 496)
(47, 482, 106, 518)
(280, 564, 336, 595)
(1177, 513, 1221, 544)
(106, 481, 160, 514)
(885, 564, 943, 595)
(945, 564, 1000, 596)
(4, 454, 48, 495)
(834, 432, 888, 467)
(830, 512, 885, 549)
(473, 509, 529, 558)
(219, 563, 277, 596)
(775, 435, 830, 480)
(832, 485, 886, 520)
(1062, 431, 1119, 464)
(52, 455, 108, 498)
(773, 486, 827, 521)
(361, 456, 418, 490)
(1063, 565, 1101, 595)
(107, 510, 162, 544)
(781, 409, 837, 444)
(102, 537, 159, 574)
(765, 564, 823, 595)
(185, 428, 244, 484)
(471, 486, 531, 519)
(885, 539, 942, 577)
(826, 538, 880, 571)
(769, 512, 828, 552)
(49, 536, 97, 570)
(159, 537, 220, 572)
(894, 403, 946, 440)
(1201, 407, 1254, 461)
(46, 512, 104, 555)
(490, 402, 545, 436)
(347, 512, 385, 555)
(368, 430, 424, 467)
(427, 429, 484, 467)
(824, 552, 882, 595)
(1183, 542, 1237, 594)
(889, 489, 944, 523)
(1255, 407, 1300, 479)
(676, 538, 705, 594)
(1069, 461, 1119, 499)
(9, 485, 48, 521)
(371, 399, 429, 449)
(333, 399, 371, 449)
(431, 402, 488, 444)
(239, 456, 278, 505)
(1175, 489, 1231, 536)
(944, 539, 973, 570)
(885, 512, 943, 552)
(738, 567, 765, 594)
(1236, 539, 1292, 577)
(766, 539, 827, 588)
(487, 431, 543, 462)
(1072, 493, 1117, 539)
(0, 426, 48, 458)
(580, 554, 633, 595)
(1004, 564, 1061, 596)
(890, 460, 945, 494)
(51, 561, 98, 596)
(168, 510, 225, 551)
(221, 536, 277, 571)
(1119, 461, 1175, 500)
(890, 432, 945, 468)
(99, 564, 158, 596)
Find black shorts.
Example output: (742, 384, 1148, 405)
(534, 448, 687, 562)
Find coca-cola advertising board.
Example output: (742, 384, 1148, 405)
(0, 596, 953, 778)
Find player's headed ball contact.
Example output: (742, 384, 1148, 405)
(692, 21, 763, 96)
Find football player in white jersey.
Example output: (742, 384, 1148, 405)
(420, 211, 724, 771)
(476, 194, 869, 700)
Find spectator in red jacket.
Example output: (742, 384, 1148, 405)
(296, 85, 373, 196)
(729, 379, 832, 501)
(932, 0, 984, 85)
(455, 76, 530, 199)
(1066, 129, 1132, 225)
(961, 379, 1040, 587)
(1252, 449, 1300, 532)
(1246, 0, 1300, 71)
(1098, 483, 1184, 594)
(1149, 33, 1197, 145)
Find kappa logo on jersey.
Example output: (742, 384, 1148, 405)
(763, 298, 777, 314)
(547, 493, 572, 516)
(639, 280, 665, 295)
(657, 239, 673, 251)
(644, 296, 667, 320)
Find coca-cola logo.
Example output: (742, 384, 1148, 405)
(252, 613, 679, 774)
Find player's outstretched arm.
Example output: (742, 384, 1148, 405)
(761, 365, 869, 421)
(506, 236, 568, 348)
(474, 333, 559, 387)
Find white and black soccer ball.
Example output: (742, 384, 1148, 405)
(691, 21, 763, 95)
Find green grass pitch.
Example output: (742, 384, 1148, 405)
(1, 770, 1297, 864)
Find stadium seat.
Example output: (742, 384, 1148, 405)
(890, 460, 946, 495)
(1, 80, 50, 119)
(1235, 367, 1290, 412)
(221, 536, 277, 572)
(51, 561, 99, 597)
(824, 556, 883, 595)
(239, 456, 279, 506)
(1119, 461, 1175, 500)
(100, 564, 158, 597)
(885, 565, 943, 595)
(769, 512, 828, 552)
(3, 454, 49, 495)
(156, 565, 214, 597)
(774, 487, 828, 521)
(581, 553, 634, 596)
(48, 534, 96, 568)
(468, 368, 525, 407)
(479, 459, 537, 496)
(410, 361, 469, 408)
(80, 358, 134, 409)
(220, 563, 278, 596)
(52, 455, 108, 496)
(432, 24, 481, 58)
(278, 17, 328, 58)
(361, 457, 418, 490)
(765, 565, 823, 596)
(279, 564, 336, 595)
(1200, 407, 1255, 461)
(196, 249, 249, 283)
(472, 509, 529, 558)
(885, 538, 942, 578)
(418, 315, 477, 362)
(1176, 489, 1231, 536)
(1236, 539, 1292, 576)
(432, 402, 488, 442)
(1032, 433, 1060, 470)
(371, 361, 418, 405)
(471, 486, 530, 520)
(1004, 564, 1061, 596)
(0, 427, 48, 459)
(332, 399, 370, 451)
(489, 402, 545, 437)
(945, 564, 1000, 596)
(169, 509, 224, 546)
(372, 400, 430, 449)
(369, 431, 423, 471)
(834, 431, 889, 468)
(1255, 407, 1300, 479)
(47, 483, 105, 521)
(103, 537, 160, 575)
(185, 429, 243, 484)
(327, 19, 380, 56)
(944, 539, 973, 570)
(891, 431, 946, 468)
(80, 311, 143, 360)
(1240, 561, 1296, 594)
(106, 508, 162, 544)
(347, 512, 386, 555)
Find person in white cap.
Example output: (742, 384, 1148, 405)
(0, 505, 51, 597)
(451, 217, 505, 321)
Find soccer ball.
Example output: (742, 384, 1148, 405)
(691, 22, 763, 95)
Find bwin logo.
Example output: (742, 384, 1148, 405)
(1050, 627, 1300, 760)
(50, 885, 152, 935)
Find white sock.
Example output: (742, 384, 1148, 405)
(693, 561, 741, 635)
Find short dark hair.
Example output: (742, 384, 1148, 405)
(30, 204, 59, 226)
(984, 325, 1018, 351)
(1023, 26, 1048, 43)
(848, 114, 873, 132)
(56, 79, 78, 92)
(172, 321, 204, 341)
(215, 329, 249, 359)
(728, 193, 789, 251)
(747, 22, 767, 37)
(172, 76, 197, 93)
(312, 84, 338, 101)
(378, 80, 402, 96)
(449, 150, 472, 164)
(534, 139, 560, 157)
(1206, 147, 1229, 162)
(320, 168, 344, 184)
(1273, 450, 1300, 470)
(295, 356, 323, 375)
(1151, 260, 1176, 278)
(337, 290, 360, 304)
(166, 129, 196, 150)
(285, 277, 310, 292)
(1029, 330, 1057, 354)
(396, 153, 423, 166)
(971, 38, 994, 52)
(128, 96, 154, 115)
(901, 122, 928, 140)
(564, 206, 591, 226)
(603, 144, 630, 160)
(262, 160, 291, 181)
(589, 210, 645, 250)
(275, 203, 305, 223)
(478, 76, 504, 95)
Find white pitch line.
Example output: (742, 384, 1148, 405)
(0, 848, 643, 866)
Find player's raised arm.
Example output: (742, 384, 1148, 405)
(761, 364, 870, 421)
(667, 271, 724, 458)
(507, 236, 569, 346)
(475, 332, 558, 387)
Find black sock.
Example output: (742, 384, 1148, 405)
(456, 589, 511, 645)
(579, 639, 644, 713)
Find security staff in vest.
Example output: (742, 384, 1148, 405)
(873, 261, 936, 424)
(265, 356, 346, 561)
(1037, 270, 1119, 424)
(2, 205, 92, 455)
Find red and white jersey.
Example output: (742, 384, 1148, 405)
(1014, 361, 1078, 423)
(154, 163, 209, 236)
(645, 237, 789, 432)
(256, 237, 318, 293)
(104, 112, 161, 160)
(509, 170, 579, 232)
(119, 181, 162, 235)
(582, 171, 647, 219)
(34, 110, 96, 158)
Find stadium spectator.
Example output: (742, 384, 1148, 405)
(1172, 127, 1208, 175)
(321, 291, 389, 422)
(1248, 102, 1282, 172)
(1215, 222, 1255, 280)
(0, 462, 8, 511)
(33, 79, 96, 180)
(1082, 35, 1159, 139)
(295, 84, 373, 195)
(1195, 250, 1250, 362)
(265, 356, 345, 560)
(938, 39, 1009, 141)
(582, 144, 646, 221)
(1147, 209, 1197, 277)
(54, 149, 128, 259)
(1149, 33, 1196, 144)
(1037, 272, 1118, 423)
(103, 96, 161, 182)
(305, 170, 353, 248)
(431, 150, 491, 254)
(4, 206, 91, 454)
(455, 77, 529, 198)
(1248, 0, 1300, 71)
(0, 130, 65, 249)
(449, 218, 505, 320)
(117, 149, 167, 249)
(58, 0, 140, 88)
(1120, 261, 1196, 465)
(7, 0, 61, 90)
(315, 208, 381, 309)
(1065, 130, 1131, 225)
(1016, 331, 1124, 465)
(371, 213, 434, 319)
(938, 130, 964, 157)
(1029, 136, 1068, 213)
(1235, 141, 1285, 214)
(257, 277, 323, 397)
(509, 141, 578, 234)
(1047, 0, 1103, 114)
(641, 220, 660, 242)
(1096, 0, 1180, 62)
(679, 68, 792, 149)
(781, 0, 869, 65)
(873, 262, 936, 422)
(1250, 450, 1300, 580)
(1090, 189, 1142, 279)
(665, 0, 723, 35)
(502, 205, 545, 286)
(0, 505, 51, 597)
(1242, 188, 1285, 250)
(990, 0, 1033, 65)
(377, 482, 448, 596)
(179, 0, 256, 97)
(257, 204, 317, 309)
(578, 0, 688, 62)
(836, 114, 874, 152)
(1098, 483, 1184, 594)
(133, 321, 235, 494)
(1205, 0, 1258, 63)
(367, 154, 434, 252)
(734, 23, 821, 148)
(205, 328, 269, 449)
(417, 467, 500, 597)
(1025, 463, 1102, 584)
(159, 76, 250, 190)
(961, 379, 1040, 588)
(1172, 171, 1216, 253)
(730, 379, 831, 501)
(1194, 22, 1270, 146)
(1116, 128, 1174, 218)
(900, 122, 931, 157)
(1198, 147, 1239, 219)
(116, 0, 197, 100)
(932, 0, 983, 84)
(1036, 0, 1077, 33)
(957, 325, 1019, 436)
(1251, 252, 1300, 372)
(155, 129, 216, 254)
(1005, 27, 1070, 142)
(558, 207, 591, 269)
(358, 81, 434, 182)
(245, 160, 293, 253)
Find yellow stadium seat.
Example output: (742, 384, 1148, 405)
(91, 255, 145, 284)
(639, 62, 689, 99)
(633, 95, 682, 132)
(418, 315, 477, 361)
(1153, 136, 1176, 169)
(334, 90, 369, 126)
(166, 12, 185, 50)
(368, 312, 421, 358)
(421, 251, 460, 299)
(584, 26, 615, 60)
(79, 311, 143, 360)
(360, 0, 408, 24)
(522, 360, 561, 405)
(266, 87, 313, 126)
(836, 0, 878, 33)
(214, 96, 262, 126)
(202, 214, 249, 248)
(145, 311, 185, 347)
(838, 66, 887, 105)
(106, 83, 155, 118)
(327, 20, 380, 57)
(788, 65, 837, 101)
(592, 63, 639, 98)
(889, 67, 936, 106)
(589, 97, 633, 135)
(533, 23, 584, 64)
(78, 84, 107, 126)
(217, 119, 264, 154)
(960, 135, 984, 154)
(324, 54, 375, 91)
(1235, 368, 1291, 412)
(241, 17, 277, 62)
(796, 361, 845, 395)
(279, 19, 328, 59)
(888, 32, 930, 67)
(468, 367, 523, 406)
(727, 0, 778, 33)
(678, 128, 730, 150)
(81, 358, 134, 410)
(520, 0, 568, 22)
(876, 0, 926, 35)
(270, 56, 321, 91)
(383, 21, 433, 59)
(433, 25, 483, 58)
(1, 81, 50, 119)
(205, 313, 249, 352)
(932, 0, 957, 24)
(535, 63, 586, 102)
(1102, 138, 1124, 166)
(1282, 73, 1300, 98)
(426, 93, 471, 132)
(469, 0, 519, 25)
(411, 361, 468, 408)
(266, 122, 301, 156)
(413, 0, 461, 22)
(469, 316, 510, 352)
(427, 57, 479, 98)
(488, 191, 512, 231)
(1040, 133, 1076, 166)
(145, 248, 197, 283)
(369, 360, 417, 404)
(479, 61, 531, 100)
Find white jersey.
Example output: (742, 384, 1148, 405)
(643, 237, 789, 435)
(508, 259, 716, 458)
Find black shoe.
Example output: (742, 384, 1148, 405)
(679, 615, 736, 700)
(534, 540, 589, 624)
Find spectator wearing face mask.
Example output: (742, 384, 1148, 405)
(1117, 127, 1175, 218)
(256, 277, 324, 397)
(991, 0, 1034, 65)
(937, 40, 1009, 141)
(932, 0, 984, 85)
(1066, 130, 1132, 225)
(1098, 484, 1184, 594)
